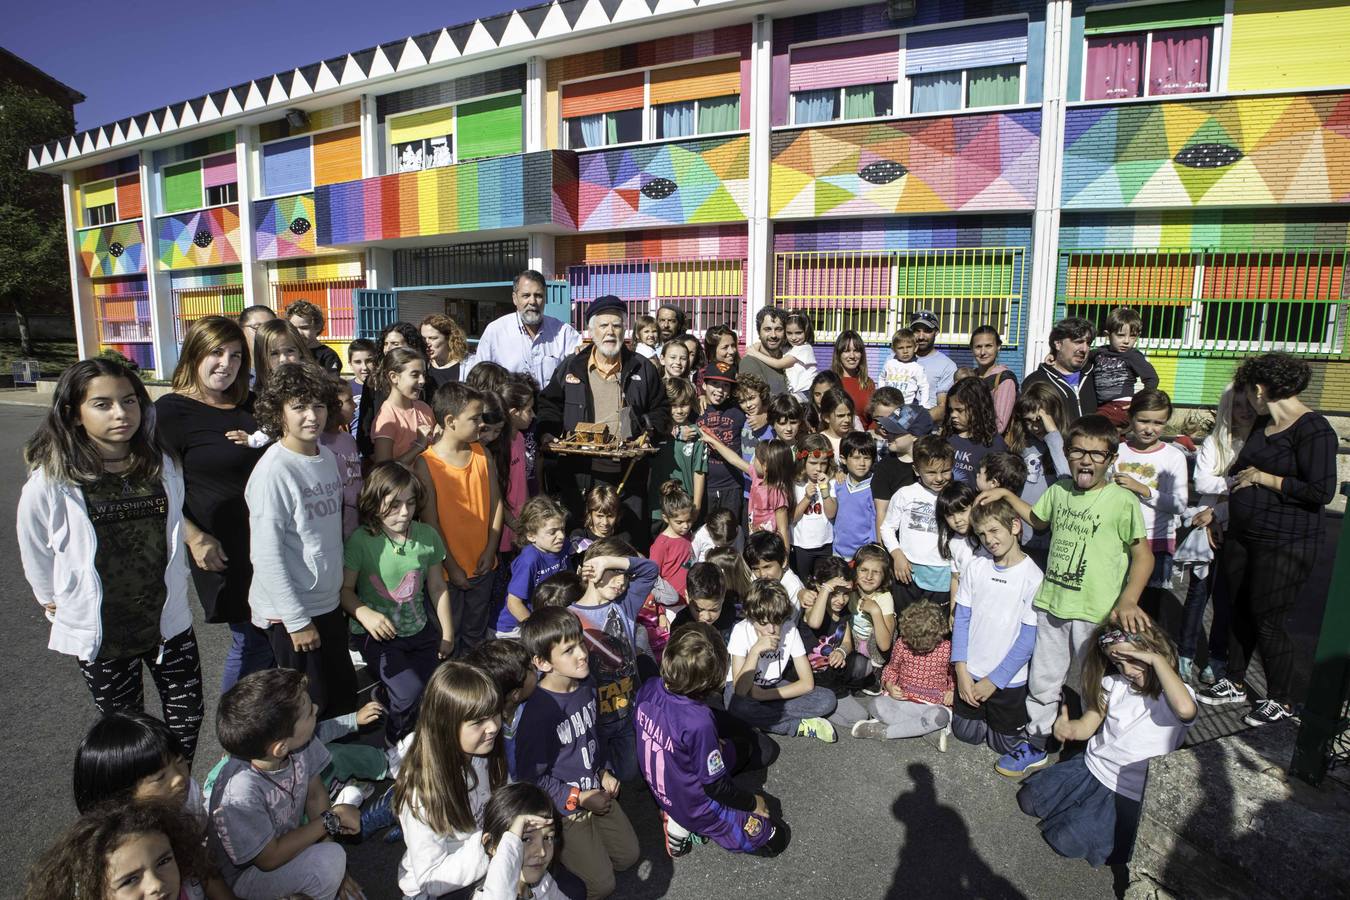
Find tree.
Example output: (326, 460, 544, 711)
(0, 83, 75, 355)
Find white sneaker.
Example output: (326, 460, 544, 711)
(850, 718, 882, 739)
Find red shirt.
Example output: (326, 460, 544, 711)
(881, 637, 953, 706)
(842, 375, 875, 429)
(649, 532, 693, 599)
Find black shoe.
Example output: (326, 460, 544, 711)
(1197, 678, 1247, 706)
(1243, 699, 1293, 727)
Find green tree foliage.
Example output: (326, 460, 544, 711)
(0, 83, 75, 355)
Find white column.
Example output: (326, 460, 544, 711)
(1025, 0, 1073, 371)
(525, 56, 546, 153)
(361, 92, 380, 177)
(60, 173, 99, 363)
(233, 126, 270, 311)
(136, 152, 178, 377)
(745, 13, 774, 327)
(529, 233, 555, 280)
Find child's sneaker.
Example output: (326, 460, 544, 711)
(850, 719, 888, 740)
(922, 723, 950, 754)
(995, 742, 1050, 777)
(360, 785, 396, 838)
(1178, 656, 1194, 682)
(1243, 700, 1293, 727)
(661, 811, 693, 858)
(796, 717, 837, 743)
(1197, 678, 1247, 706)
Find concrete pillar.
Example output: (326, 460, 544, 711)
(60, 173, 99, 364)
(745, 13, 774, 328)
(1025, 0, 1073, 371)
(360, 93, 380, 178)
(529, 233, 556, 280)
(525, 56, 546, 153)
(233, 126, 270, 312)
(366, 248, 395, 291)
(136, 153, 178, 377)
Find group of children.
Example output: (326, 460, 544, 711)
(22, 301, 1256, 899)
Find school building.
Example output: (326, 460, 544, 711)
(28, 0, 1350, 410)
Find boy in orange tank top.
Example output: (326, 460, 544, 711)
(415, 382, 503, 655)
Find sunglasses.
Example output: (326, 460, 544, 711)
(797, 448, 834, 461)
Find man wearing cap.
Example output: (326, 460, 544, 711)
(736, 307, 790, 396)
(537, 295, 671, 548)
(696, 360, 746, 519)
(871, 403, 936, 533)
(476, 269, 580, 386)
(1022, 316, 1098, 425)
(908, 310, 958, 422)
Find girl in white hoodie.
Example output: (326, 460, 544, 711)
(17, 359, 203, 761)
(395, 660, 507, 899)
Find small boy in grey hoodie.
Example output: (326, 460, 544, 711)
(246, 362, 357, 718)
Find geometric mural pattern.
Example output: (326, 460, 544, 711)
(255, 193, 319, 260)
(80, 221, 146, 277)
(157, 205, 242, 269)
(770, 111, 1041, 218)
(575, 135, 750, 231)
(1062, 91, 1350, 209)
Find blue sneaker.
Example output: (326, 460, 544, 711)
(995, 742, 1050, 778)
(361, 785, 396, 837)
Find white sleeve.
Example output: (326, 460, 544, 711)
(880, 489, 906, 553)
(246, 464, 310, 632)
(1193, 437, 1229, 497)
(246, 429, 271, 449)
(915, 367, 931, 408)
(477, 832, 525, 900)
(475, 321, 500, 365)
(398, 804, 489, 896)
(783, 624, 807, 659)
(16, 474, 56, 608)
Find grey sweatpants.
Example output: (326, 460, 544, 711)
(831, 694, 951, 738)
(1025, 610, 1100, 747)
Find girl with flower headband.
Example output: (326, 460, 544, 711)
(790, 433, 837, 579)
(1017, 620, 1196, 867)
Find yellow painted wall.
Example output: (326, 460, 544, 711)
(1228, 1, 1350, 91)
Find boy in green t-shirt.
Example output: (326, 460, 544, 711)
(975, 415, 1152, 776)
(649, 376, 708, 527)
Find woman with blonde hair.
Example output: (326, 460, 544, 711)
(421, 313, 477, 392)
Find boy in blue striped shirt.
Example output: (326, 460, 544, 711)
(834, 430, 877, 560)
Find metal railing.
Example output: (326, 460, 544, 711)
(172, 287, 246, 342)
(1059, 248, 1350, 359)
(567, 258, 746, 337)
(271, 279, 364, 342)
(96, 291, 153, 344)
(395, 240, 529, 287)
(772, 247, 1026, 345)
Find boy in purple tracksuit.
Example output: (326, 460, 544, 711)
(517, 608, 639, 899)
(635, 623, 790, 859)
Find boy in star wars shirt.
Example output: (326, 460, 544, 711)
(569, 539, 659, 782)
(635, 623, 789, 859)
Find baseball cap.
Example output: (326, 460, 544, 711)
(703, 361, 738, 384)
(876, 404, 935, 438)
(910, 310, 939, 331)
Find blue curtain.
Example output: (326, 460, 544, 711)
(911, 72, 963, 113)
(793, 88, 838, 124)
(579, 113, 606, 148)
(659, 102, 696, 138)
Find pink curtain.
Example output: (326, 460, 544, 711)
(1149, 27, 1211, 95)
(1085, 35, 1143, 100)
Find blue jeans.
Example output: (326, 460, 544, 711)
(598, 717, 639, 782)
(221, 622, 275, 694)
(1177, 564, 1231, 664)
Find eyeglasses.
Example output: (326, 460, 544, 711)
(1067, 447, 1112, 463)
(797, 449, 834, 461)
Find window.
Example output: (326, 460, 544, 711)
(1083, 0, 1222, 101)
(792, 83, 895, 124)
(385, 94, 523, 171)
(86, 203, 117, 227)
(394, 134, 453, 172)
(565, 108, 643, 149)
(653, 95, 742, 139)
(206, 182, 238, 206)
(911, 64, 1022, 114)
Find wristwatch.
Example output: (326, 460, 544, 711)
(565, 786, 581, 812)
(321, 809, 342, 837)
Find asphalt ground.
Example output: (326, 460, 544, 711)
(0, 396, 1332, 898)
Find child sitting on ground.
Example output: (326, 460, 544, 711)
(840, 601, 953, 747)
(742, 531, 805, 609)
(725, 580, 838, 743)
(466, 639, 538, 780)
(207, 669, 361, 899)
(692, 507, 741, 563)
(671, 561, 738, 642)
(951, 498, 1043, 757)
(516, 608, 638, 899)
(1018, 622, 1195, 866)
(636, 623, 791, 859)
(476, 783, 567, 900)
(826, 544, 897, 692)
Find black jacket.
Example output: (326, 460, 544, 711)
(537, 346, 672, 443)
(1022, 362, 1098, 426)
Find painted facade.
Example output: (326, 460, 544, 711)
(31, 0, 1350, 411)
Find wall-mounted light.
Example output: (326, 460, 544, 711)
(285, 108, 309, 130)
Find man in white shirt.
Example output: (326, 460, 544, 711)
(475, 269, 580, 387)
(910, 310, 957, 423)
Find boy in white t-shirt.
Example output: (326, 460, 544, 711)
(723, 580, 837, 742)
(879, 328, 932, 407)
(950, 498, 1042, 756)
(880, 435, 954, 608)
(743, 531, 805, 609)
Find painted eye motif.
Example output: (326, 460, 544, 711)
(108, 242, 125, 258)
(1173, 143, 1243, 169)
(289, 217, 311, 235)
(641, 177, 677, 200)
(859, 160, 908, 184)
(192, 229, 214, 248)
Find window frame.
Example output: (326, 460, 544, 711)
(558, 53, 748, 152)
(790, 82, 900, 125)
(650, 93, 744, 140)
(255, 117, 367, 201)
(1080, 23, 1222, 103)
(158, 148, 240, 217)
(908, 62, 1027, 115)
(383, 88, 524, 175)
(79, 174, 141, 229)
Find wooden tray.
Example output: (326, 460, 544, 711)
(545, 442, 661, 459)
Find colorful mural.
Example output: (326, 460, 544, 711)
(270, 254, 365, 283)
(92, 277, 154, 372)
(79, 222, 146, 277)
(1062, 91, 1350, 209)
(157, 206, 242, 269)
(575, 135, 750, 231)
(556, 225, 748, 269)
(255, 194, 320, 259)
(771, 111, 1040, 218)
(314, 150, 568, 244)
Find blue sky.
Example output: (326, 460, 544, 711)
(7, 0, 522, 131)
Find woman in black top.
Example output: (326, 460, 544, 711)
(420, 313, 477, 392)
(155, 316, 271, 692)
(1197, 353, 1337, 726)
